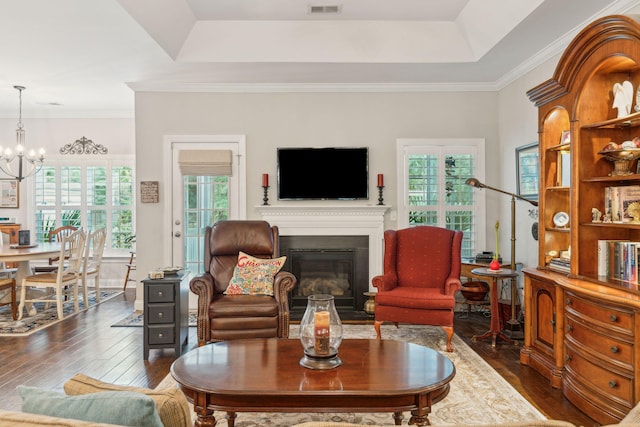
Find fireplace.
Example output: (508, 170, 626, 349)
(256, 205, 389, 319)
(280, 235, 369, 319)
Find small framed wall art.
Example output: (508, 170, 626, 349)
(516, 142, 539, 201)
(0, 179, 19, 208)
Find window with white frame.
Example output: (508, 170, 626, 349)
(32, 157, 134, 256)
(397, 139, 485, 258)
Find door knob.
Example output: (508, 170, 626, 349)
(174, 231, 181, 237)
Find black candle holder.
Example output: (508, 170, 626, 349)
(262, 186, 270, 205)
(377, 186, 384, 205)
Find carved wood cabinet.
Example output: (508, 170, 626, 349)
(523, 15, 640, 424)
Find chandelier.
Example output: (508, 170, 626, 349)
(0, 86, 45, 181)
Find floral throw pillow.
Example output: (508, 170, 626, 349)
(225, 251, 286, 296)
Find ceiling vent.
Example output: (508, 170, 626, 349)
(309, 5, 341, 14)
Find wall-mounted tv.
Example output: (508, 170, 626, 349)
(278, 147, 369, 200)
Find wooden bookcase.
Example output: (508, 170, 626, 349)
(523, 15, 640, 424)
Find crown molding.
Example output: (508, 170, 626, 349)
(127, 81, 499, 93)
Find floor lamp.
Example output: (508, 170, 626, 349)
(465, 178, 538, 337)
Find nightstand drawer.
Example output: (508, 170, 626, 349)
(147, 284, 174, 303)
(147, 325, 175, 345)
(147, 304, 175, 324)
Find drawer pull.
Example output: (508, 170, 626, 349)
(567, 325, 573, 332)
(609, 380, 618, 388)
(611, 346, 619, 354)
(610, 314, 618, 322)
(158, 312, 164, 318)
(158, 333, 164, 338)
(158, 291, 164, 297)
(565, 354, 572, 362)
(566, 298, 572, 306)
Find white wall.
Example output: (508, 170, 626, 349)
(134, 91, 500, 308)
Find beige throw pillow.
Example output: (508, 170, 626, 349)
(63, 373, 191, 427)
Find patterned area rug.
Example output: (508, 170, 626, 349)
(0, 289, 123, 336)
(158, 324, 546, 426)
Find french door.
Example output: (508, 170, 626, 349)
(170, 136, 246, 274)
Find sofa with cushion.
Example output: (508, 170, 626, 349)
(3, 372, 640, 427)
(0, 373, 192, 427)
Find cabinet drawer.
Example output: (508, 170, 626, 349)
(147, 325, 175, 345)
(565, 342, 633, 404)
(565, 292, 633, 333)
(147, 284, 175, 303)
(566, 315, 633, 367)
(147, 304, 175, 324)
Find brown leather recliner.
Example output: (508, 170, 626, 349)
(189, 220, 297, 346)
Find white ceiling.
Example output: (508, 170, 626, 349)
(0, 0, 637, 118)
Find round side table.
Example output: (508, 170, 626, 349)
(470, 267, 519, 348)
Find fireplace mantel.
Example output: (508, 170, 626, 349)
(256, 205, 389, 285)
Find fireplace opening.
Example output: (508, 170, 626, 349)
(280, 235, 369, 320)
(291, 249, 355, 309)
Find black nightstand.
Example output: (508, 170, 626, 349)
(142, 271, 189, 359)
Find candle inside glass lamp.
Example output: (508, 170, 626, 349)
(314, 311, 330, 355)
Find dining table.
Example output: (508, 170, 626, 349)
(0, 242, 61, 316)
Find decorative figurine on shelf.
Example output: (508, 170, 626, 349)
(591, 207, 602, 222)
(489, 221, 501, 271)
(628, 202, 640, 223)
(613, 81, 634, 118)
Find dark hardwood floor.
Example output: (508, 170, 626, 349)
(0, 290, 599, 426)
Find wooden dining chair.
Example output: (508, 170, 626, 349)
(123, 251, 136, 290)
(18, 229, 86, 320)
(0, 278, 17, 320)
(79, 228, 107, 307)
(33, 225, 79, 273)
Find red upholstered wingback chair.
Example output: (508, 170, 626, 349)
(372, 226, 463, 352)
(189, 220, 297, 346)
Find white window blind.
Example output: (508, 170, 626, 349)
(178, 150, 232, 176)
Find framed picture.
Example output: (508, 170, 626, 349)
(0, 179, 19, 208)
(516, 142, 539, 201)
(561, 130, 571, 145)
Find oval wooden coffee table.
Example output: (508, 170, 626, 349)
(171, 338, 455, 427)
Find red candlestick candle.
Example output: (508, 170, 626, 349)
(262, 173, 269, 187)
(377, 174, 384, 187)
(314, 311, 330, 355)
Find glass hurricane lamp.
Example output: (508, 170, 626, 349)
(299, 294, 343, 370)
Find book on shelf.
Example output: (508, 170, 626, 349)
(598, 240, 640, 284)
(604, 185, 640, 223)
(549, 257, 571, 273)
(598, 239, 629, 277)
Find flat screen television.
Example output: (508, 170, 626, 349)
(278, 147, 369, 200)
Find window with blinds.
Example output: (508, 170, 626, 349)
(398, 139, 484, 258)
(33, 159, 134, 254)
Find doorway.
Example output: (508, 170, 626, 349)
(169, 136, 246, 278)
